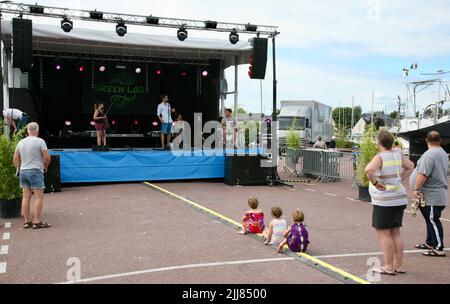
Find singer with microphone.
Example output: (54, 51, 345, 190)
(157, 94, 176, 149)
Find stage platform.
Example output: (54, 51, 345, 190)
(49, 148, 264, 184)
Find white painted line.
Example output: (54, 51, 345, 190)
(346, 197, 356, 201)
(316, 248, 450, 259)
(4, 223, 11, 229)
(0, 262, 6, 274)
(2, 232, 10, 240)
(56, 257, 295, 284)
(325, 193, 337, 197)
(0, 245, 8, 255)
(304, 189, 316, 192)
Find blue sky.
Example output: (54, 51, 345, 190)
(14, 0, 450, 115)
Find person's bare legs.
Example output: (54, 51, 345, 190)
(96, 130, 102, 146)
(32, 189, 44, 224)
(21, 188, 33, 223)
(161, 133, 165, 148)
(277, 239, 287, 253)
(392, 228, 405, 272)
(376, 229, 395, 272)
(102, 130, 107, 146)
(167, 134, 172, 147)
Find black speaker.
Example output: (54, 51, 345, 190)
(224, 154, 271, 186)
(12, 18, 33, 72)
(44, 155, 61, 193)
(249, 38, 268, 80)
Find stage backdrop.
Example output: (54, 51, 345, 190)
(29, 57, 221, 139)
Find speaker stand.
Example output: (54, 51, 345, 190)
(266, 167, 294, 188)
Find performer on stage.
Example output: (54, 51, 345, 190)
(2, 108, 29, 135)
(93, 103, 109, 146)
(221, 108, 237, 147)
(157, 95, 176, 148)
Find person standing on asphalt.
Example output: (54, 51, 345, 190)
(13, 122, 52, 229)
(410, 131, 448, 257)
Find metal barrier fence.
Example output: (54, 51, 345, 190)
(282, 150, 450, 182)
(283, 148, 357, 183)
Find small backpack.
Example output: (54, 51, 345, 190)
(287, 223, 309, 253)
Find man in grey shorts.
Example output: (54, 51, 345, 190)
(13, 122, 52, 229)
(410, 131, 448, 257)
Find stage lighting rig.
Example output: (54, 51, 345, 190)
(205, 20, 217, 29)
(229, 29, 239, 44)
(116, 19, 127, 37)
(61, 16, 73, 33)
(177, 25, 188, 41)
(245, 23, 257, 32)
(29, 5, 44, 14)
(146, 15, 159, 25)
(89, 10, 103, 20)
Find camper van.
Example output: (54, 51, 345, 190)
(278, 100, 333, 150)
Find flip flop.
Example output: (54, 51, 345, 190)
(372, 268, 396, 276)
(32, 222, 52, 230)
(23, 222, 33, 229)
(422, 249, 446, 257)
(415, 243, 432, 250)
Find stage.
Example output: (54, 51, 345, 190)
(49, 148, 264, 184)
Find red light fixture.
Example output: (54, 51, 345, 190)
(78, 65, 85, 72)
(134, 120, 139, 125)
(180, 70, 188, 77)
(152, 121, 158, 127)
(111, 120, 117, 125)
(156, 69, 162, 75)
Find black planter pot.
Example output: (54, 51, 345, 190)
(358, 185, 372, 202)
(0, 198, 22, 218)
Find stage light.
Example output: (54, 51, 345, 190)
(116, 20, 127, 37)
(61, 16, 73, 33)
(201, 69, 209, 77)
(155, 69, 162, 75)
(135, 67, 142, 74)
(245, 23, 257, 32)
(99, 65, 106, 72)
(229, 29, 239, 44)
(55, 63, 62, 71)
(65, 121, 72, 126)
(152, 121, 158, 127)
(177, 25, 188, 41)
(134, 120, 139, 125)
(90, 121, 95, 126)
(78, 65, 85, 72)
(146, 16, 159, 25)
(111, 120, 117, 125)
(90, 10, 103, 20)
(29, 5, 44, 14)
(180, 70, 188, 77)
(205, 20, 217, 29)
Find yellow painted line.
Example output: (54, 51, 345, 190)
(144, 182, 370, 284)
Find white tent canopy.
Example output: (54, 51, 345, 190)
(1, 20, 251, 68)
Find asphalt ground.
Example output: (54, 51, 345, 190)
(0, 178, 449, 284)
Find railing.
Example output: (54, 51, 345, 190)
(283, 148, 358, 183)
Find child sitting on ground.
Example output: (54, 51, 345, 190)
(277, 209, 309, 253)
(237, 197, 265, 235)
(263, 207, 287, 246)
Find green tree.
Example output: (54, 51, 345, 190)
(332, 106, 362, 130)
(389, 111, 398, 119)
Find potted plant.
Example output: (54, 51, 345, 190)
(286, 118, 302, 170)
(0, 119, 25, 218)
(355, 124, 378, 202)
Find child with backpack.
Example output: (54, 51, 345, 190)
(263, 207, 287, 246)
(277, 209, 309, 253)
(237, 197, 265, 235)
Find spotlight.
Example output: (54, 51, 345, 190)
(245, 23, 257, 32)
(134, 120, 139, 125)
(55, 63, 62, 71)
(146, 16, 159, 25)
(155, 69, 162, 75)
(90, 121, 95, 126)
(29, 5, 44, 14)
(64, 120, 72, 126)
(116, 19, 127, 37)
(78, 64, 85, 72)
(201, 69, 209, 77)
(180, 70, 188, 77)
(111, 120, 117, 125)
(61, 16, 73, 33)
(90, 10, 103, 20)
(177, 25, 188, 41)
(205, 20, 217, 29)
(152, 121, 159, 127)
(229, 29, 239, 44)
(135, 67, 142, 74)
(99, 65, 106, 72)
